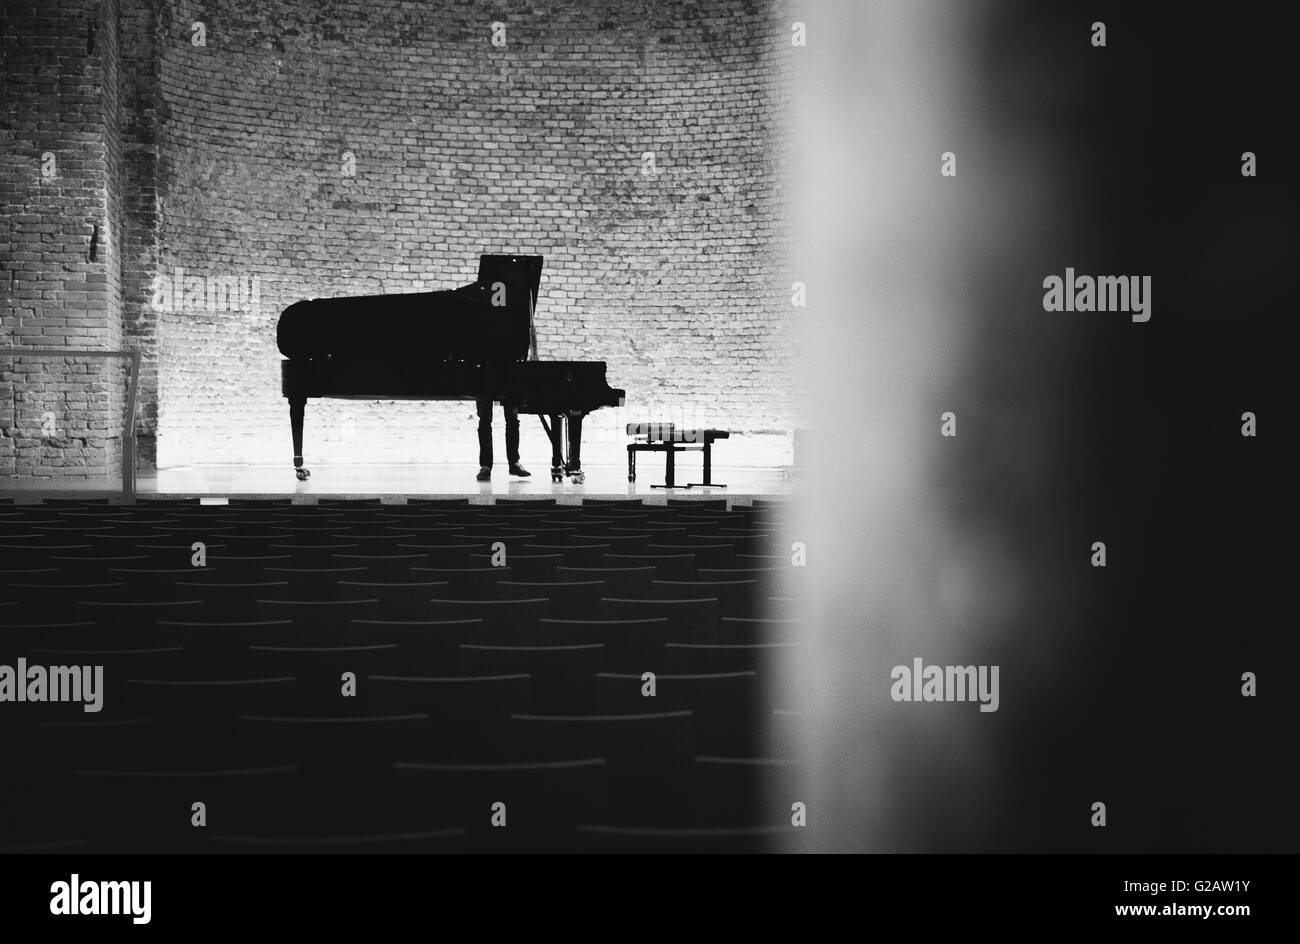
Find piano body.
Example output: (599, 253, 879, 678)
(277, 254, 624, 484)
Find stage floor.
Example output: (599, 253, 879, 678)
(1, 462, 796, 504)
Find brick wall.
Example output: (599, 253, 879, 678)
(4, 0, 798, 479)
(1, 0, 126, 478)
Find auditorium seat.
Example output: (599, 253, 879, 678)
(649, 541, 735, 569)
(155, 619, 296, 667)
(674, 511, 749, 526)
(73, 764, 301, 852)
(47, 554, 151, 579)
(459, 643, 604, 712)
(561, 517, 623, 535)
(509, 711, 695, 825)
(570, 532, 651, 554)
(392, 758, 608, 851)
(235, 713, 433, 774)
(245, 643, 404, 710)
(651, 579, 758, 618)
(2, 619, 98, 651)
(7, 582, 130, 619)
(331, 532, 418, 553)
(412, 565, 507, 598)
(0, 718, 156, 778)
(121, 677, 300, 738)
(324, 517, 396, 535)
(82, 531, 170, 553)
(601, 597, 720, 647)
(538, 617, 671, 673)
(611, 524, 688, 544)
(0, 567, 59, 587)
(500, 579, 604, 619)
(349, 618, 486, 673)
(179, 580, 293, 620)
(106, 566, 220, 597)
(447, 529, 538, 547)
(218, 533, 282, 554)
(151, 522, 236, 541)
(255, 598, 383, 640)
(200, 553, 293, 580)
(556, 565, 653, 598)
(333, 553, 426, 580)
(361, 674, 533, 761)
(603, 551, 696, 580)
(363, 671, 531, 713)
(380, 513, 451, 531)
(75, 598, 208, 627)
(427, 598, 548, 640)
(467, 552, 560, 579)
(499, 524, 579, 541)
(1, 543, 95, 568)
(336, 580, 449, 619)
(266, 542, 360, 568)
(594, 671, 759, 756)
(524, 542, 611, 568)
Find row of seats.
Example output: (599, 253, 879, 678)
(1, 497, 808, 851)
(5, 752, 806, 850)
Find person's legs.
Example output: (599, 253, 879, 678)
(476, 398, 493, 468)
(504, 403, 520, 466)
(566, 411, 583, 470)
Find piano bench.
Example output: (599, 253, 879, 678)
(625, 424, 731, 489)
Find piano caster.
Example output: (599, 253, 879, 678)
(295, 467, 311, 481)
(550, 466, 564, 483)
(569, 470, 586, 485)
(628, 474, 635, 483)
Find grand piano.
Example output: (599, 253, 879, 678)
(277, 254, 624, 484)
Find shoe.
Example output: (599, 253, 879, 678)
(508, 463, 531, 477)
(476, 466, 491, 482)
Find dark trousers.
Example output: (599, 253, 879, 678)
(476, 398, 519, 468)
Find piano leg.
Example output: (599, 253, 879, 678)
(543, 413, 565, 483)
(289, 397, 310, 480)
(565, 411, 585, 484)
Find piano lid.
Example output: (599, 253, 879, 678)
(276, 254, 543, 363)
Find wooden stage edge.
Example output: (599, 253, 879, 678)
(1, 463, 800, 505)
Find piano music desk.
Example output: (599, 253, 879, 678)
(626, 423, 730, 489)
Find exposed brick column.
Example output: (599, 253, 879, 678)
(1, 0, 126, 478)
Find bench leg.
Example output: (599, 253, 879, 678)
(686, 441, 727, 489)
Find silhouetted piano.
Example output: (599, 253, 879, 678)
(278, 254, 624, 484)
